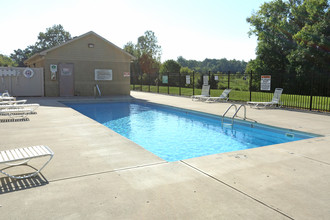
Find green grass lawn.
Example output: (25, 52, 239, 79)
(131, 85, 330, 112)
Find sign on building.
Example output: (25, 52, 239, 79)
(50, 64, 57, 80)
(95, 69, 112, 80)
(260, 75, 271, 91)
(123, 72, 130, 77)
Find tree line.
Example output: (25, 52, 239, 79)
(123, 32, 247, 75)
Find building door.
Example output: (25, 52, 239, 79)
(59, 63, 74, 96)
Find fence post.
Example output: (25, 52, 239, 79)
(309, 71, 314, 111)
(148, 73, 151, 92)
(193, 71, 195, 96)
(133, 72, 135, 90)
(140, 72, 142, 91)
(157, 72, 159, 93)
(208, 71, 211, 96)
(167, 72, 170, 94)
(249, 70, 252, 101)
(228, 71, 230, 89)
(179, 72, 181, 96)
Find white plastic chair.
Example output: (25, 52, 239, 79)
(191, 85, 210, 101)
(247, 88, 283, 108)
(201, 89, 231, 102)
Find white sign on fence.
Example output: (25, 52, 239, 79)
(260, 75, 271, 91)
(186, 75, 190, 84)
(162, 75, 168, 84)
(23, 68, 34, 78)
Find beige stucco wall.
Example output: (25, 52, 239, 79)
(43, 59, 130, 96)
(26, 33, 133, 97)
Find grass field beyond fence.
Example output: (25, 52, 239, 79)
(131, 85, 330, 112)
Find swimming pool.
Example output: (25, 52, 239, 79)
(65, 101, 318, 162)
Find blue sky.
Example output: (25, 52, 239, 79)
(0, 0, 267, 62)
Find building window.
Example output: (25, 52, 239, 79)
(88, 43, 94, 48)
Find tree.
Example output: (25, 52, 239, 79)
(10, 46, 36, 67)
(124, 30, 162, 74)
(180, 66, 193, 74)
(136, 31, 161, 61)
(246, 0, 329, 91)
(159, 60, 181, 74)
(290, 0, 330, 74)
(10, 24, 72, 67)
(35, 24, 72, 52)
(123, 41, 138, 58)
(0, 54, 16, 67)
(177, 56, 247, 73)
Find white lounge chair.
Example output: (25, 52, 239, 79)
(0, 103, 39, 111)
(0, 145, 54, 179)
(0, 100, 27, 105)
(0, 92, 16, 101)
(0, 103, 39, 118)
(0, 92, 28, 104)
(201, 89, 231, 102)
(191, 85, 210, 101)
(247, 88, 283, 108)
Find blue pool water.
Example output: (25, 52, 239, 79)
(65, 101, 318, 162)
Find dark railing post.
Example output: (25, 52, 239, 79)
(133, 72, 135, 90)
(249, 70, 252, 101)
(167, 72, 170, 94)
(310, 71, 314, 111)
(179, 72, 181, 96)
(227, 71, 230, 89)
(208, 71, 211, 96)
(140, 72, 142, 91)
(157, 72, 159, 93)
(148, 73, 151, 92)
(193, 71, 195, 96)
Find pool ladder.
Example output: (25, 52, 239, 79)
(221, 104, 247, 127)
(94, 84, 101, 97)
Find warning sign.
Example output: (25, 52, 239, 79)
(162, 75, 168, 84)
(260, 75, 271, 91)
(186, 75, 190, 84)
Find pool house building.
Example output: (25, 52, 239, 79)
(24, 31, 135, 97)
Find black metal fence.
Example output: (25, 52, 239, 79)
(131, 71, 330, 112)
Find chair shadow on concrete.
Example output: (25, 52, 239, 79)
(0, 165, 49, 194)
(0, 118, 30, 123)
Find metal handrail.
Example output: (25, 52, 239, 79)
(222, 104, 248, 127)
(95, 84, 101, 96)
(221, 104, 237, 125)
(231, 104, 246, 124)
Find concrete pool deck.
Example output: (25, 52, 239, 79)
(1, 91, 330, 219)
